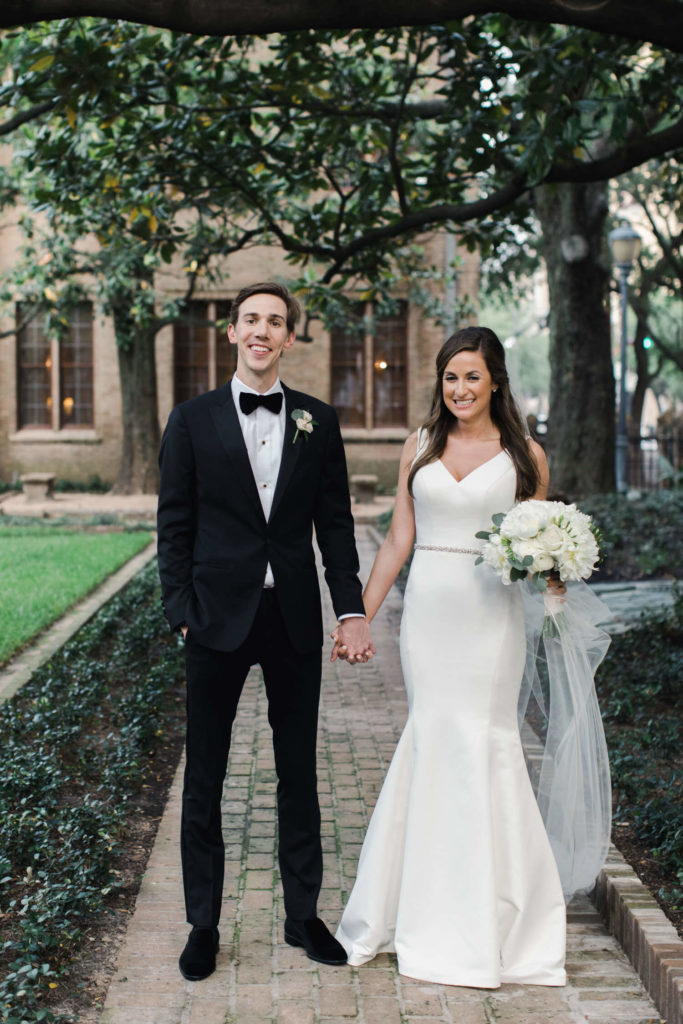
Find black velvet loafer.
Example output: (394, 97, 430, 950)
(284, 917, 347, 965)
(178, 926, 220, 981)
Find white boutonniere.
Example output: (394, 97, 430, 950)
(291, 408, 318, 444)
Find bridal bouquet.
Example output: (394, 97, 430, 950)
(475, 499, 600, 591)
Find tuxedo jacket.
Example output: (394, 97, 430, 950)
(156, 381, 365, 653)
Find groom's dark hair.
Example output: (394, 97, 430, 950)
(230, 282, 302, 335)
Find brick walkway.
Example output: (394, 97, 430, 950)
(100, 527, 664, 1024)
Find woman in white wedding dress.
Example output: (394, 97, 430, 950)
(335, 326, 567, 988)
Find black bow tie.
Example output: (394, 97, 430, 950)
(239, 391, 283, 416)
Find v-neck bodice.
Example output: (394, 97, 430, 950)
(413, 450, 516, 549)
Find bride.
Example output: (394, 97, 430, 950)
(334, 326, 571, 988)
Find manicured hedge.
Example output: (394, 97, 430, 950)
(0, 562, 184, 1024)
(596, 587, 683, 913)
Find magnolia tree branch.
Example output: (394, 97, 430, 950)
(1, 0, 682, 53)
(0, 99, 57, 137)
(546, 113, 683, 184)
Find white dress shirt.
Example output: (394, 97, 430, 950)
(231, 374, 285, 588)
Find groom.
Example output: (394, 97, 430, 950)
(157, 281, 373, 981)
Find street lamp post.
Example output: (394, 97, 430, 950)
(608, 222, 642, 494)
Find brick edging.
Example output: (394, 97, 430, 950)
(594, 847, 683, 1024)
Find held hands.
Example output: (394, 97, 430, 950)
(330, 617, 376, 665)
(546, 571, 566, 598)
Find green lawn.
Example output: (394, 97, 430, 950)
(0, 527, 153, 664)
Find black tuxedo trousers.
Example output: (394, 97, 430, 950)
(182, 589, 323, 927)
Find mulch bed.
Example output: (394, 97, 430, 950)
(612, 825, 683, 935)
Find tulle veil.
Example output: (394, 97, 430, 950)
(518, 582, 613, 901)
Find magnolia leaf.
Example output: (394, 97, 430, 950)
(29, 54, 55, 73)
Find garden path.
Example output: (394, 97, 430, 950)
(98, 527, 672, 1024)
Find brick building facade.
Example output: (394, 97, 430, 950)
(0, 228, 479, 491)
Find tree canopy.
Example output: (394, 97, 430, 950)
(1, 15, 681, 492)
(3, 16, 681, 316)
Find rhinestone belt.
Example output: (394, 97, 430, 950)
(415, 544, 481, 555)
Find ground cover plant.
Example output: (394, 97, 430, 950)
(579, 489, 683, 580)
(0, 525, 152, 665)
(0, 561, 185, 1024)
(596, 588, 683, 928)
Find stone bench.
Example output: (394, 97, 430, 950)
(20, 472, 56, 502)
(350, 474, 378, 504)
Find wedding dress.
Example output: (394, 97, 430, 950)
(336, 451, 567, 987)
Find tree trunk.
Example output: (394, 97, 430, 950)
(536, 181, 615, 499)
(111, 306, 160, 495)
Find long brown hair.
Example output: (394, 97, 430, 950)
(407, 326, 539, 500)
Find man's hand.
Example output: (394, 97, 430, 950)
(181, 625, 188, 639)
(330, 617, 375, 664)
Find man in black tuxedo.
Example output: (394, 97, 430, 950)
(157, 282, 373, 981)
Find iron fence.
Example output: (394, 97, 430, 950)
(626, 433, 681, 489)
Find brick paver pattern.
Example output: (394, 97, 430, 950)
(101, 527, 664, 1024)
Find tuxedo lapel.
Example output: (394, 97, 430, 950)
(270, 385, 303, 520)
(209, 385, 266, 522)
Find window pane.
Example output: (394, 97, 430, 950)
(373, 302, 407, 428)
(174, 301, 210, 404)
(60, 302, 93, 427)
(330, 304, 365, 427)
(215, 300, 237, 387)
(17, 309, 51, 428)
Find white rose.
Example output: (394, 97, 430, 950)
(531, 551, 555, 572)
(296, 417, 313, 433)
(512, 537, 555, 573)
(541, 522, 571, 558)
(300, 410, 313, 424)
